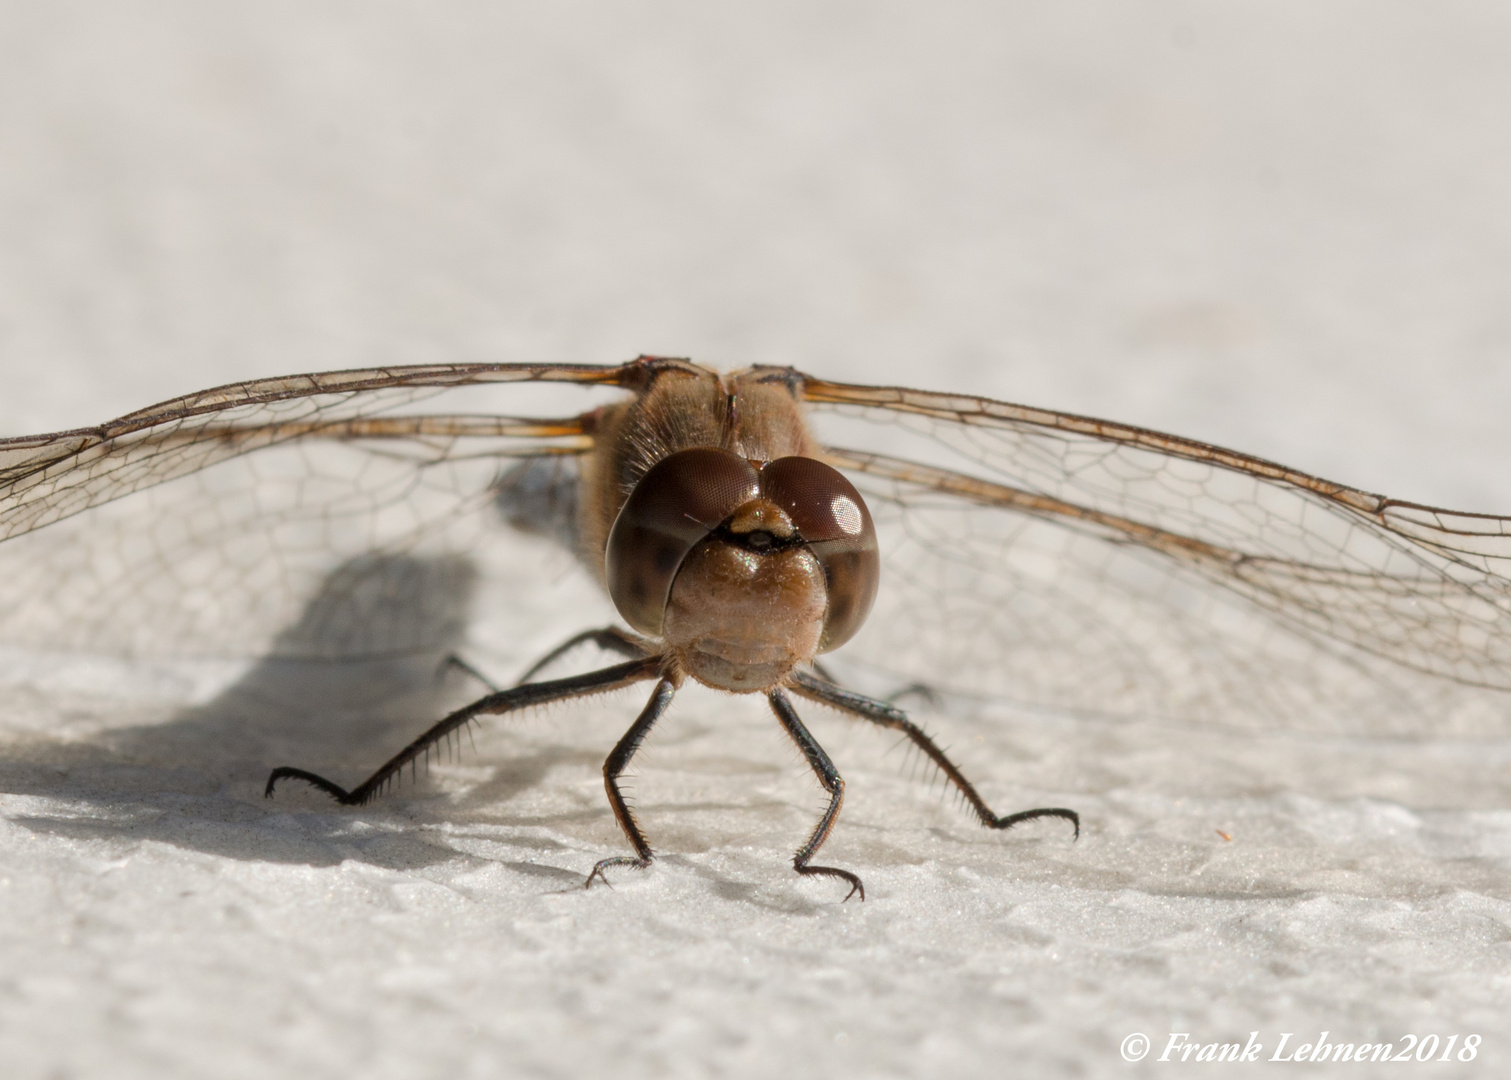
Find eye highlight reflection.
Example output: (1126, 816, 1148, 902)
(830, 495, 863, 536)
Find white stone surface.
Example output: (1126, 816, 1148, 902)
(0, 3, 1508, 1077)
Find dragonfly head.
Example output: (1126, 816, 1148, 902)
(605, 448, 879, 691)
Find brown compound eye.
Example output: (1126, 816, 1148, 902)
(759, 456, 879, 651)
(606, 448, 760, 635)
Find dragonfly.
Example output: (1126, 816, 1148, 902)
(1, 356, 1509, 897)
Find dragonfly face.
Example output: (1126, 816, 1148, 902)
(597, 364, 879, 692)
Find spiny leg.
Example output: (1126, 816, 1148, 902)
(767, 687, 865, 902)
(788, 670, 1079, 839)
(438, 654, 502, 693)
(265, 656, 663, 806)
(586, 676, 679, 889)
(804, 663, 938, 710)
(437, 626, 651, 694)
(514, 626, 653, 685)
(885, 682, 942, 709)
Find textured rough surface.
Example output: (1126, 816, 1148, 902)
(1, 4, 1509, 1078)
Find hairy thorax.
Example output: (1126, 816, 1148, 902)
(582, 358, 864, 693)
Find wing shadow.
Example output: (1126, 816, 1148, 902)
(0, 553, 601, 872)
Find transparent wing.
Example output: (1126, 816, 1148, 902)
(800, 374, 1511, 737)
(0, 363, 629, 667)
(7, 360, 1508, 738)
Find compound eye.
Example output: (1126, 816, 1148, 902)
(759, 457, 879, 651)
(606, 448, 760, 635)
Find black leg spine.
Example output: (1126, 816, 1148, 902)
(787, 670, 1079, 839)
(768, 687, 866, 901)
(585, 675, 679, 889)
(265, 656, 663, 806)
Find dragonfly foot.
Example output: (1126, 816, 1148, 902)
(796, 863, 866, 902)
(992, 806, 1080, 840)
(265, 767, 360, 805)
(585, 856, 651, 890)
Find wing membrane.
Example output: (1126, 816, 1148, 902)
(0, 363, 625, 538)
(801, 375, 1511, 735)
(0, 363, 629, 663)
